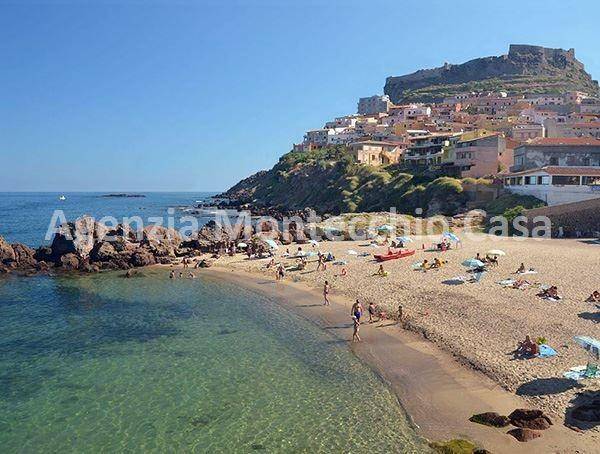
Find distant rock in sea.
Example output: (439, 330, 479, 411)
(100, 194, 146, 198)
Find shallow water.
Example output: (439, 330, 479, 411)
(0, 270, 428, 453)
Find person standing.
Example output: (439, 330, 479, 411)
(352, 316, 361, 342)
(350, 299, 363, 321)
(323, 281, 330, 306)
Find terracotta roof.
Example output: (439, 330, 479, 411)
(521, 137, 600, 147)
(507, 166, 600, 177)
(571, 122, 600, 128)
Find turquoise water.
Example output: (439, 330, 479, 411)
(0, 270, 427, 453)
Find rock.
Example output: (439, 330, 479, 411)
(141, 226, 181, 257)
(0, 264, 11, 274)
(0, 236, 16, 264)
(50, 216, 108, 260)
(506, 427, 541, 442)
(11, 243, 38, 269)
(35, 261, 49, 272)
(130, 249, 156, 267)
(473, 450, 492, 454)
(469, 412, 510, 428)
(508, 408, 553, 430)
(59, 253, 81, 270)
(90, 241, 118, 263)
(34, 246, 54, 263)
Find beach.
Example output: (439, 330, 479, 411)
(212, 233, 600, 451)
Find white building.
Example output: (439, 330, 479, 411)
(503, 166, 600, 206)
(357, 95, 392, 115)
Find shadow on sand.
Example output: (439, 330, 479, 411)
(565, 391, 600, 431)
(516, 377, 584, 396)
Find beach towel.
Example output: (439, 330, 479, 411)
(498, 278, 516, 286)
(411, 262, 424, 270)
(332, 260, 347, 266)
(537, 344, 557, 358)
(518, 270, 538, 275)
(563, 365, 599, 380)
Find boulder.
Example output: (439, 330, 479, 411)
(0, 236, 16, 264)
(130, 249, 156, 267)
(50, 216, 108, 260)
(141, 226, 181, 257)
(90, 241, 118, 263)
(59, 253, 81, 271)
(506, 427, 541, 442)
(34, 246, 54, 263)
(469, 412, 510, 428)
(11, 243, 38, 269)
(508, 409, 552, 430)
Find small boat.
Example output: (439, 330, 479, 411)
(374, 249, 416, 262)
(59, 195, 66, 201)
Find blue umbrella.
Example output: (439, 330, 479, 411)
(396, 236, 413, 243)
(462, 258, 484, 268)
(443, 232, 460, 242)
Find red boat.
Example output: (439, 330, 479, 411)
(374, 249, 416, 262)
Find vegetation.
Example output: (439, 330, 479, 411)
(484, 193, 545, 217)
(224, 147, 479, 216)
(429, 439, 479, 454)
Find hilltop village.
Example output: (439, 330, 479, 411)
(295, 89, 600, 207)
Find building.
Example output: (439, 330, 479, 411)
(349, 141, 403, 166)
(445, 132, 507, 178)
(357, 95, 392, 115)
(528, 95, 565, 106)
(403, 133, 459, 168)
(511, 137, 600, 172)
(511, 123, 545, 142)
(503, 166, 600, 205)
(580, 98, 600, 114)
(303, 129, 332, 147)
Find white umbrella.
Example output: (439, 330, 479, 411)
(237, 242, 248, 248)
(486, 249, 506, 257)
(347, 250, 358, 255)
(574, 336, 600, 360)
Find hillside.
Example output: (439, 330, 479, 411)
(384, 44, 599, 103)
(221, 146, 543, 216)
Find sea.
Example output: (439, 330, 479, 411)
(0, 193, 427, 453)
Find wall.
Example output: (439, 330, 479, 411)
(522, 197, 600, 237)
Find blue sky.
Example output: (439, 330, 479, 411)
(1, 0, 599, 192)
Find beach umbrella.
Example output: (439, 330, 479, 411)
(305, 251, 317, 258)
(486, 249, 506, 257)
(377, 225, 395, 233)
(264, 239, 279, 250)
(442, 232, 460, 242)
(462, 258, 484, 268)
(574, 336, 600, 360)
(237, 242, 248, 248)
(309, 239, 319, 246)
(396, 236, 413, 243)
(347, 249, 358, 255)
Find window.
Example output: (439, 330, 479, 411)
(582, 157, 591, 166)
(540, 176, 550, 185)
(552, 175, 580, 185)
(582, 176, 600, 186)
(525, 176, 537, 185)
(549, 157, 559, 165)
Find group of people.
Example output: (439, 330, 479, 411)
(169, 269, 195, 279)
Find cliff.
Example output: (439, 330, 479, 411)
(384, 44, 599, 103)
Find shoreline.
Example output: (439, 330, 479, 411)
(202, 265, 590, 453)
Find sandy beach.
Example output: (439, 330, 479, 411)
(207, 233, 600, 451)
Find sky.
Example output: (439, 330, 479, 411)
(1, 0, 599, 192)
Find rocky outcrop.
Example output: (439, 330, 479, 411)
(384, 44, 599, 103)
(0, 236, 16, 264)
(469, 412, 510, 428)
(506, 427, 541, 442)
(50, 217, 109, 259)
(508, 408, 553, 430)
